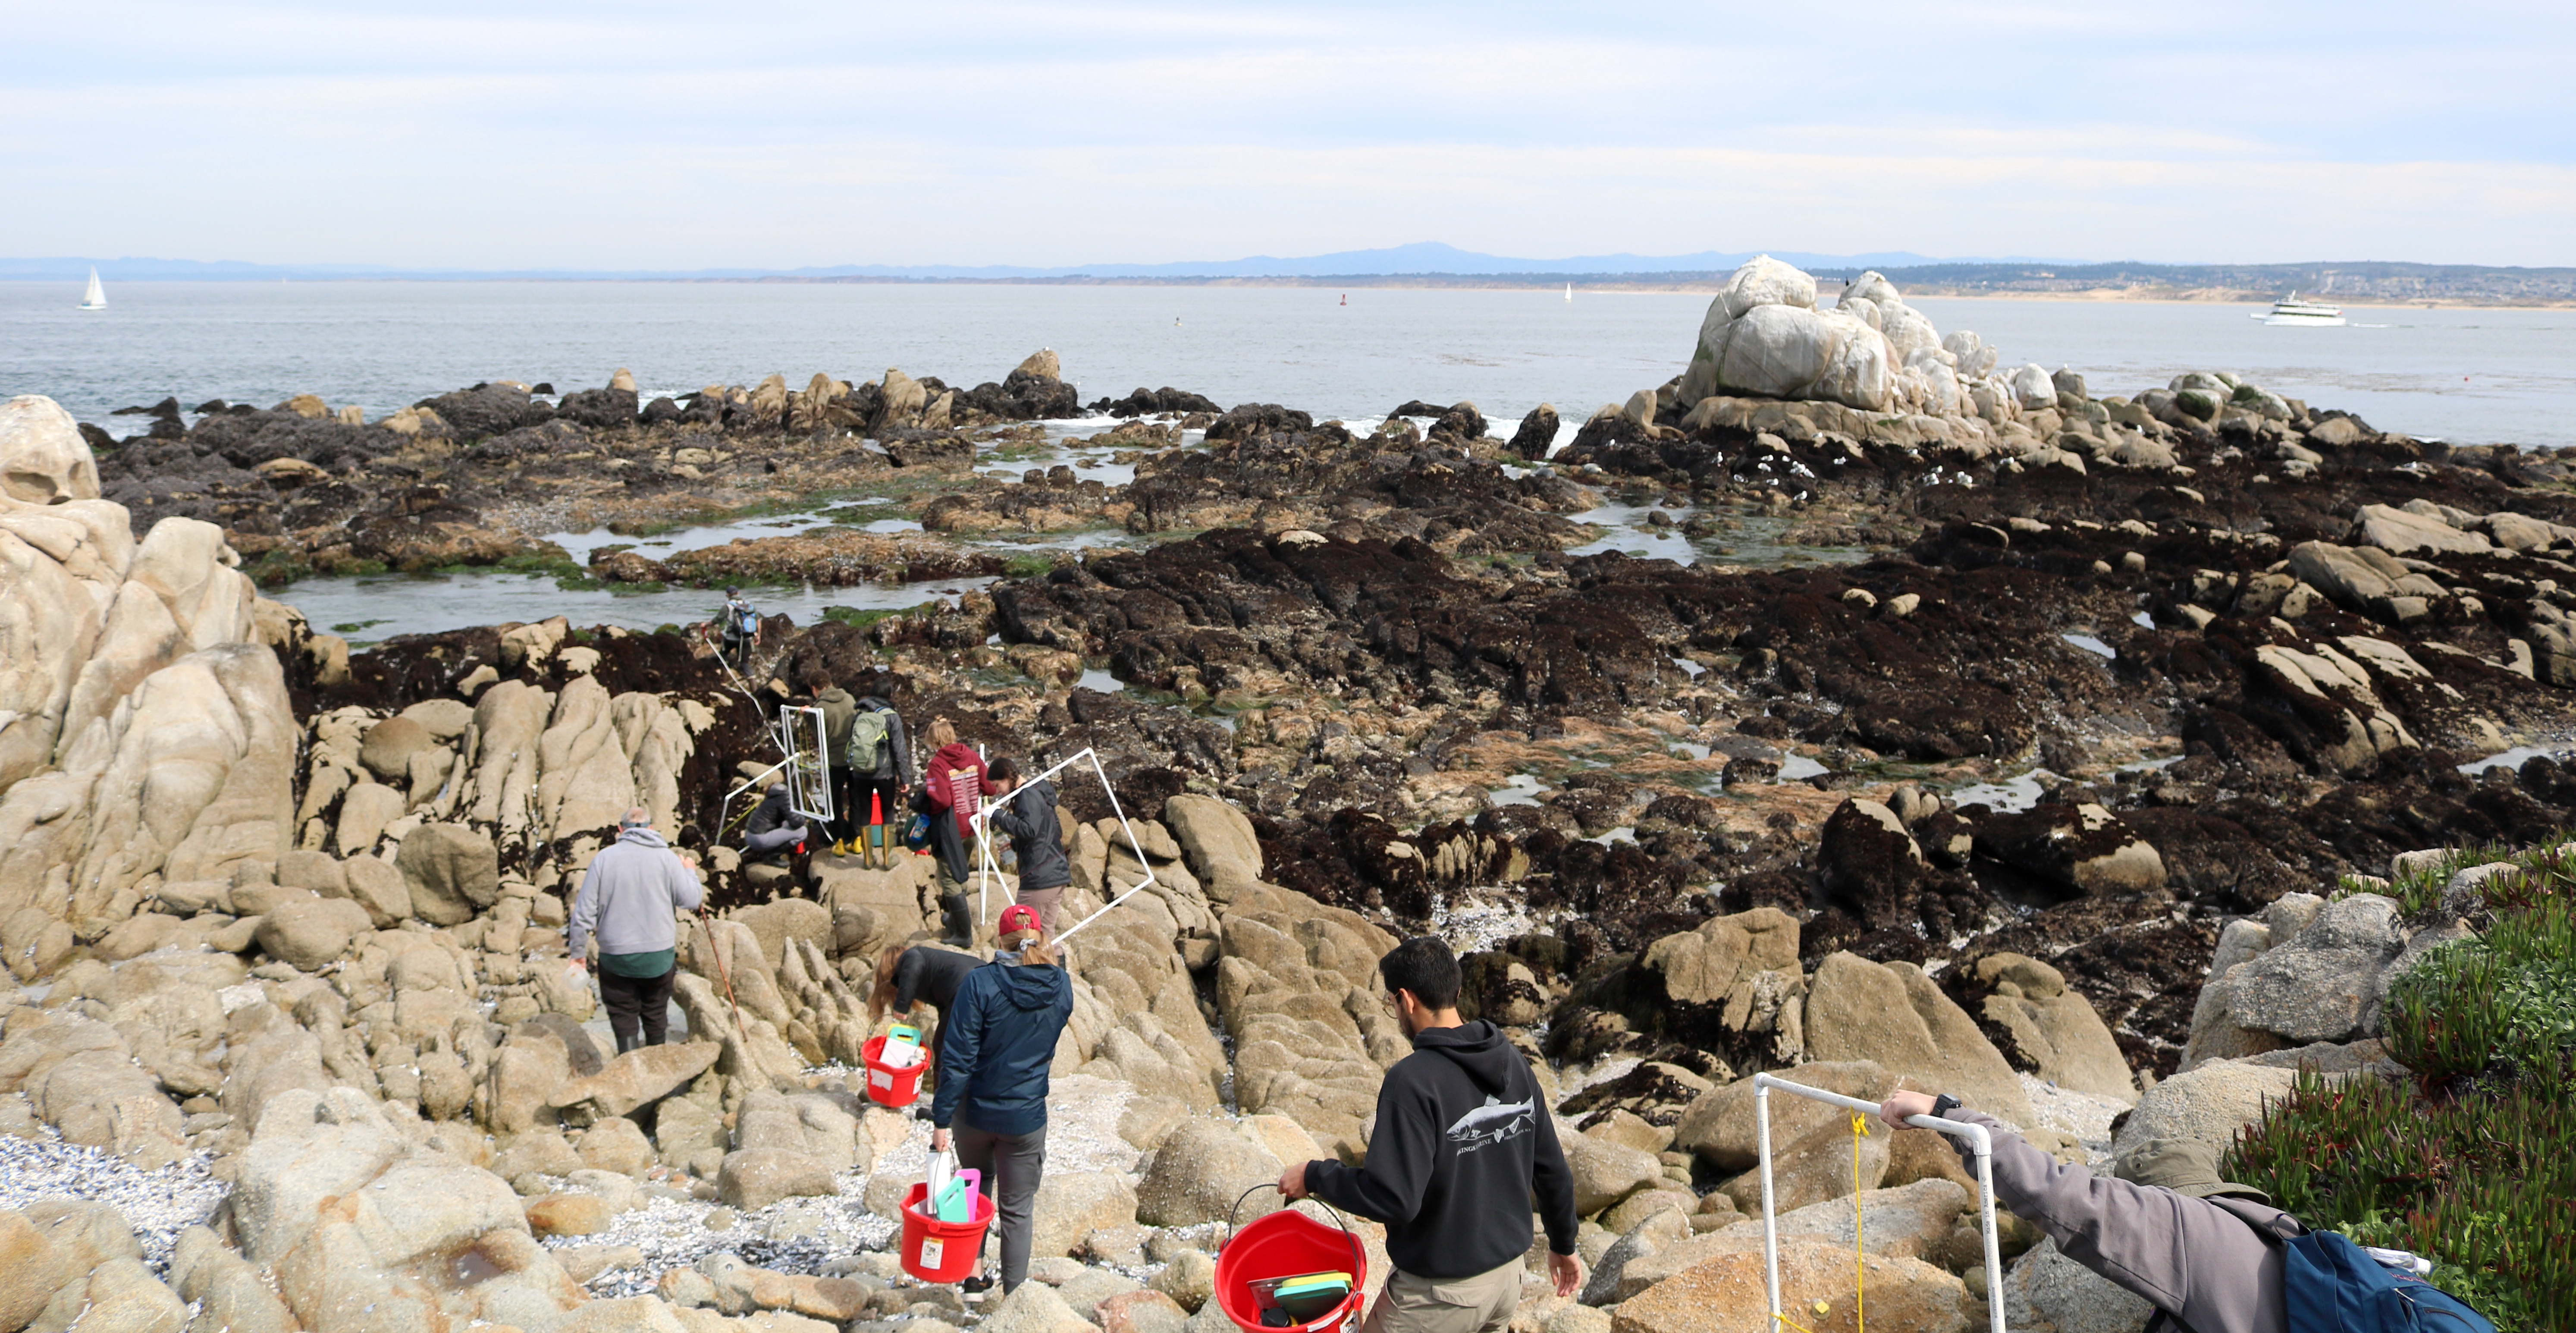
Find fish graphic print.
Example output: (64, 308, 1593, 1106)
(1446, 1094, 1535, 1154)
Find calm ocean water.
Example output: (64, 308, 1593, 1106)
(5, 280, 2573, 448)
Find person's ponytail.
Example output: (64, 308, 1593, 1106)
(1001, 928, 1056, 967)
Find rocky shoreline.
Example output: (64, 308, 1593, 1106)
(5, 258, 2574, 1333)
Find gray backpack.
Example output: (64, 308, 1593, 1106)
(846, 706, 892, 770)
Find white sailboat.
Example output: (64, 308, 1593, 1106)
(1564, 283, 1572, 302)
(77, 268, 107, 311)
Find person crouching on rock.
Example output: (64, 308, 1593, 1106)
(982, 757, 1070, 933)
(568, 807, 706, 1053)
(741, 782, 812, 865)
(868, 941, 981, 1069)
(928, 903, 1072, 1297)
(1877, 1090, 2303, 1333)
(919, 718, 988, 946)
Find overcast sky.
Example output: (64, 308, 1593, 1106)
(5, 0, 2569, 269)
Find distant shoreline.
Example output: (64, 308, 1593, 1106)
(6, 274, 2569, 308)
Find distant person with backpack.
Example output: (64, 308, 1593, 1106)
(847, 684, 912, 857)
(982, 757, 1069, 932)
(919, 717, 987, 947)
(1875, 1091, 2495, 1333)
(719, 586, 759, 672)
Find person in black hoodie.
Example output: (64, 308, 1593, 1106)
(929, 903, 1074, 1297)
(1283, 937, 1582, 1333)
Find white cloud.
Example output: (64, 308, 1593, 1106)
(0, 0, 2567, 265)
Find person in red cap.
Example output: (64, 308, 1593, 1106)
(927, 901, 1072, 1296)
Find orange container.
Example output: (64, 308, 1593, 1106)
(899, 1180, 995, 1283)
(1215, 1201, 1368, 1333)
(862, 1034, 927, 1108)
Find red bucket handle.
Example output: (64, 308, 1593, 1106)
(1223, 1183, 1360, 1256)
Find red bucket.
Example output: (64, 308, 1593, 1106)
(1214, 1190, 1368, 1333)
(862, 1034, 927, 1108)
(899, 1180, 995, 1283)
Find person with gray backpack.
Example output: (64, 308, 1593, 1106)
(718, 587, 760, 672)
(845, 686, 912, 863)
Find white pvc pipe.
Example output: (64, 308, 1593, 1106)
(961, 746, 1161, 946)
(1750, 1073, 2006, 1333)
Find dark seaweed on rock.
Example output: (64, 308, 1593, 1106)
(200, 353, 2576, 1083)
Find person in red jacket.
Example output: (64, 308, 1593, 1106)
(919, 717, 987, 946)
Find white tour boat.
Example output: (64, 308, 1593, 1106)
(2253, 292, 2344, 326)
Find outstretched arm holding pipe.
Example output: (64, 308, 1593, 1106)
(1877, 1091, 2295, 1333)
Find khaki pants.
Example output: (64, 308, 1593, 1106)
(1361, 1260, 1522, 1333)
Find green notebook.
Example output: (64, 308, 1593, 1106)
(1252, 1272, 1351, 1322)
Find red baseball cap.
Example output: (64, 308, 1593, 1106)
(998, 903, 1043, 936)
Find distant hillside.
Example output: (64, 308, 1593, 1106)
(0, 242, 1989, 283)
(3, 251, 2566, 304)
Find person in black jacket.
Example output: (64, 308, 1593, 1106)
(1283, 936, 1581, 1333)
(929, 903, 1074, 1297)
(868, 942, 982, 1060)
(983, 758, 1070, 932)
(741, 783, 810, 864)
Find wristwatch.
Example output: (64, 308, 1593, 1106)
(1930, 1094, 1961, 1119)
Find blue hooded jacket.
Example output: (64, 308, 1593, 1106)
(929, 955, 1073, 1135)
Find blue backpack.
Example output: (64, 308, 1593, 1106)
(2281, 1232, 2496, 1333)
(2152, 1212, 2498, 1333)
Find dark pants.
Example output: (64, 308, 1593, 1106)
(745, 824, 807, 861)
(831, 769, 904, 844)
(954, 1119, 1047, 1292)
(827, 765, 858, 842)
(1015, 885, 1066, 934)
(928, 808, 973, 886)
(858, 776, 904, 845)
(600, 965, 675, 1053)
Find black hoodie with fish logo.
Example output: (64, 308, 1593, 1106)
(1302, 1019, 1580, 1280)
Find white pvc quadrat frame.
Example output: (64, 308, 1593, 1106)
(964, 746, 1158, 947)
(1753, 1073, 2007, 1333)
(714, 706, 835, 839)
(774, 705, 836, 828)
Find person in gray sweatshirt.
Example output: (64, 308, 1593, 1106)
(1879, 1090, 2300, 1333)
(569, 808, 706, 1053)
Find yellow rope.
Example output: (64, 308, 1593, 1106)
(1851, 1114, 1869, 1333)
(1773, 1112, 1877, 1333)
